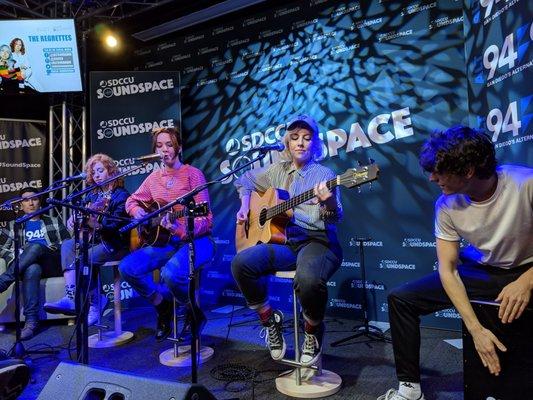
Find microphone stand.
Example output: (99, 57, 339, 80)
(65, 162, 150, 202)
(45, 162, 146, 363)
(120, 150, 269, 383)
(10, 199, 67, 359)
(331, 237, 391, 347)
(7, 180, 73, 360)
(46, 190, 131, 364)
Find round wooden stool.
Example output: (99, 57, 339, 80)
(88, 261, 134, 348)
(273, 270, 342, 398)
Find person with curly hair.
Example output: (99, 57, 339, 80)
(378, 126, 533, 400)
(44, 153, 130, 325)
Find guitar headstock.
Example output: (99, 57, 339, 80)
(190, 201, 209, 217)
(338, 163, 379, 189)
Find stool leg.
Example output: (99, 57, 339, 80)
(113, 267, 122, 336)
(172, 297, 179, 358)
(97, 273, 103, 341)
(293, 286, 301, 385)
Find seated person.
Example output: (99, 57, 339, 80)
(44, 154, 130, 325)
(0, 188, 70, 340)
(231, 114, 343, 366)
(119, 127, 214, 341)
(378, 126, 532, 400)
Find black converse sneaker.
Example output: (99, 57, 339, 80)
(300, 322, 324, 367)
(260, 310, 286, 360)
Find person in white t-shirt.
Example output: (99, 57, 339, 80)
(378, 126, 533, 400)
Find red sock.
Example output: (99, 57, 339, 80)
(304, 320, 319, 334)
(258, 307, 273, 325)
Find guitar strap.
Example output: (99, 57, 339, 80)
(285, 169, 296, 194)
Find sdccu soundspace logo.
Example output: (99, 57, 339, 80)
(96, 117, 174, 140)
(0, 178, 42, 194)
(220, 107, 415, 184)
(96, 76, 175, 99)
(115, 158, 162, 176)
(0, 135, 42, 149)
(220, 124, 286, 184)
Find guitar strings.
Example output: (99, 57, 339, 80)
(244, 179, 338, 227)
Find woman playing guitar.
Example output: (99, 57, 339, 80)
(118, 127, 214, 341)
(231, 114, 343, 367)
(44, 153, 130, 325)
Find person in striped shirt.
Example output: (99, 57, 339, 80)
(119, 127, 214, 341)
(231, 114, 343, 366)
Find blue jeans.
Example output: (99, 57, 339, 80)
(231, 236, 342, 322)
(119, 235, 214, 304)
(61, 238, 128, 272)
(61, 238, 128, 290)
(0, 242, 61, 321)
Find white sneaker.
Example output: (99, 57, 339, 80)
(300, 322, 324, 367)
(377, 389, 425, 400)
(88, 294, 108, 326)
(43, 296, 75, 315)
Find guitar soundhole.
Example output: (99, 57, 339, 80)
(259, 208, 267, 227)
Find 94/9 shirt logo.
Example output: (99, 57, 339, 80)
(25, 224, 45, 242)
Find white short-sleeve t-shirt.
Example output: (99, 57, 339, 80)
(435, 165, 533, 268)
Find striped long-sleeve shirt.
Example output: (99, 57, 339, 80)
(234, 160, 342, 232)
(125, 164, 213, 240)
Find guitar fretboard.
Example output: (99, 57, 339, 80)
(150, 210, 185, 227)
(265, 176, 338, 220)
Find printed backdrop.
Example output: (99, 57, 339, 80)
(0, 119, 46, 223)
(89, 70, 181, 306)
(119, 0, 532, 330)
(464, 0, 532, 161)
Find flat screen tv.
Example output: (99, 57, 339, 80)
(0, 19, 82, 93)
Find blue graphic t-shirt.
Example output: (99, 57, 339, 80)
(24, 220, 47, 247)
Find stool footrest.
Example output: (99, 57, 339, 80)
(278, 358, 320, 370)
(166, 337, 184, 344)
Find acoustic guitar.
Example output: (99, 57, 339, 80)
(235, 164, 379, 253)
(129, 200, 209, 249)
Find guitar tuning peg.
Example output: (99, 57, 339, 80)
(357, 186, 362, 194)
(369, 182, 373, 191)
(368, 158, 375, 164)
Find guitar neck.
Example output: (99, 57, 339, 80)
(150, 209, 185, 226)
(266, 176, 338, 220)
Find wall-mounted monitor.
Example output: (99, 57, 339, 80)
(0, 19, 82, 93)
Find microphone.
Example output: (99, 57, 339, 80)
(57, 172, 87, 183)
(252, 142, 285, 153)
(135, 153, 162, 163)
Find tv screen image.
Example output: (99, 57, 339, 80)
(0, 19, 82, 93)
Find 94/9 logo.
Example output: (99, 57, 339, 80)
(483, 98, 533, 145)
(483, 20, 532, 82)
(479, 0, 508, 21)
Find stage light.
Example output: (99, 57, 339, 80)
(105, 34, 118, 48)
